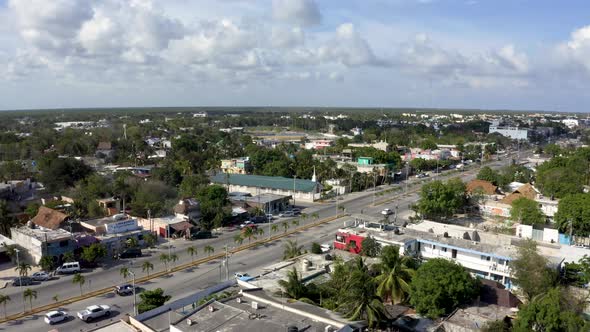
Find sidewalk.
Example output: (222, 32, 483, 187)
(0, 262, 42, 288)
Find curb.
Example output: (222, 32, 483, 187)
(0, 213, 345, 324)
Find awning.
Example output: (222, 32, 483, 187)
(169, 221, 193, 232)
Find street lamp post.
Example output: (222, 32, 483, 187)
(292, 175, 296, 208)
(128, 270, 137, 316)
(15, 248, 20, 286)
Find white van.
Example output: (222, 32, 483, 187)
(56, 262, 81, 274)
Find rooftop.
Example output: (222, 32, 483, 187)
(245, 193, 291, 204)
(31, 206, 69, 230)
(82, 215, 133, 227)
(210, 174, 319, 193)
(12, 227, 72, 242)
(466, 179, 498, 195)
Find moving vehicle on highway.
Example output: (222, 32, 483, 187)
(77, 305, 111, 322)
(114, 284, 135, 296)
(44, 310, 68, 325)
(381, 208, 393, 216)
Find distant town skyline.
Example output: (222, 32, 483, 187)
(1, 0, 590, 112)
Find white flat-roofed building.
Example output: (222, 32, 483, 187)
(489, 125, 528, 140)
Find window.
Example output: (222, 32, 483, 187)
(481, 255, 491, 261)
(335, 235, 345, 243)
(442, 247, 447, 252)
(59, 240, 69, 247)
(432, 245, 436, 250)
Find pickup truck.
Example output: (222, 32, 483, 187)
(77, 305, 111, 322)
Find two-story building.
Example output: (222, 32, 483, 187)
(220, 157, 252, 174)
(334, 218, 518, 288)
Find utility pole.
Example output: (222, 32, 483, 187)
(405, 161, 409, 194)
(147, 209, 152, 234)
(225, 245, 230, 280)
(129, 270, 137, 316)
(372, 172, 376, 206)
(292, 175, 296, 208)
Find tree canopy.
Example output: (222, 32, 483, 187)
(137, 288, 171, 314)
(510, 197, 545, 225)
(554, 193, 590, 236)
(509, 240, 557, 300)
(414, 179, 467, 221)
(409, 258, 480, 319)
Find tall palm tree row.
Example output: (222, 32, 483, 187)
(22, 288, 37, 312)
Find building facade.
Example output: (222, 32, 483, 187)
(211, 174, 322, 202)
(489, 126, 528, 140)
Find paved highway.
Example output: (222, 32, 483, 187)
(0, 156, 515, 332)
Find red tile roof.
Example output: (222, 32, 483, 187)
(31, 206, 68, 230)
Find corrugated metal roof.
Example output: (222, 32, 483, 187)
(211, 174, 318, 193)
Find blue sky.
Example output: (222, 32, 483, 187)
(1, 0, 590, 112)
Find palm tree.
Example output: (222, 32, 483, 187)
(0, 294, 10, 318)
(300, 213, 308, 224)
(338, 269, 387, 328)
(374, 246, 416, 304)
(282, 222, 289, 233)
(22, 288, 37, 312)
(277, 267, 313, 302)
(256, 228, 264, 238)
(291, 218, 300, 227)
(283, 240, 304, 260)
(72, 273, 85, 296)
(204, 245, 214, 256)
(338, 205, 345, 214)
(187, 246, 197, 262)
(126, 237, 139, 248)
(120, 267, 130, 280)
(271, 224, 279, 233)
(169, 253, 178, 268)
(311, 212, 320, 221)
(143, 233, 157, 248)
(15, 262, 31, 277)
(234, 234, 244, 245)
(159, 253, 170, 271)
(142, 261, 154, 277)
(242, 227, 256, 243)
(52, 295, 59, 303)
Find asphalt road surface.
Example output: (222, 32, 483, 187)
(0, 155, 516, 332)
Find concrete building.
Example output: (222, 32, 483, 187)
(10, 227, 76, 264)
(489, 125, 528, 140)
(334, 218, 519, 288)
(136, 215, 193, 238)
(348, 141, 389, 152)
(220, 157, 252, 174)
(243, 193, 292, 214)
(304, 139, 334, 150)
(210, 174, 322, 202)
(128, 280, 364, 332)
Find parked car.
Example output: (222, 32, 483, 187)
(77, 305, 111, 322)
(241, 224, 258, 231)
(291, 208, 302, 215)
(415, 173, 428, 178)
(56, 261, 81, 274)
(381, 208, 393, 216)
(32, 271, 51, 281)
(114, 284, 135, 296)
(239, 220, 254, 228)
(191, 230, 212, 239)
(320, 243, 332, 253)
(12, 276, 33, 286)
(279, 211, 295, 217)
(266, 214, 274, 221)
(249, 215, 269, 224)
(234, 272, 251, 280)
(44, 310, 68, 325)
(119, 248, 142, 259)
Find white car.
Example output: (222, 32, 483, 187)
(381, 208, 393, 216)
(320, 244, 332, 253)
(77, 305, 111, 322)
(279, 211, 295, 217)
(234, 272, 250, 279)
(32, 271, 50, 281)
(44, 310, 68, 325)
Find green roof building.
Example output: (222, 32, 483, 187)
(210, 173, 322, 202)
